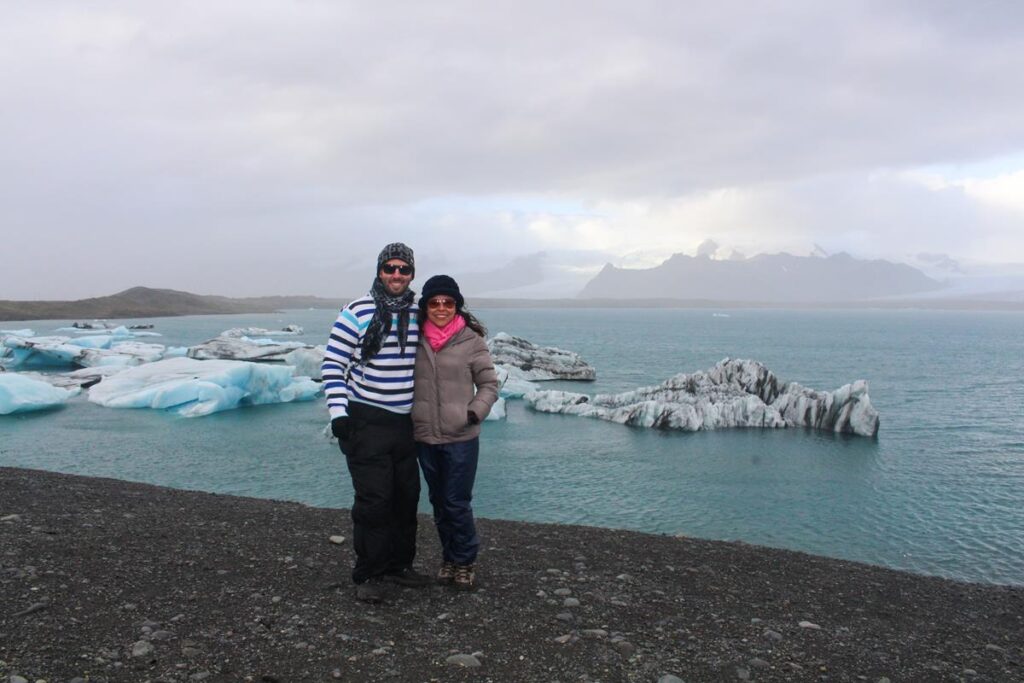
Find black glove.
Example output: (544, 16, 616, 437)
(467, 410, 480, 425)
(331, 416, 352, 440)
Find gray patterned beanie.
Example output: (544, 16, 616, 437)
(376, 242, 415, 275)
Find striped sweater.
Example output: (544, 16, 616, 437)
(321, 295, 419, 420)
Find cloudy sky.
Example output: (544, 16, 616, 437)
(3, 0, 1024, 299)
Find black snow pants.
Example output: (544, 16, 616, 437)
(340, 401, 420, 584)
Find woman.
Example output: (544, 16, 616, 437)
(412, 275, 499, 590)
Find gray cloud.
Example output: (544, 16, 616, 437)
(2, 1, 1023, 299)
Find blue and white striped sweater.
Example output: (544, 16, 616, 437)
(321, 295, 419, 419)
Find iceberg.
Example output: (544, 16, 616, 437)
(1, 335, 167, 369)
(88, 357, 321, 417)
(525, 358, 880, 437)
(494, 366, 538, 399)
(187, 336, 310, 362)
(220, 325, 304, 338)
(488, 332, 596, 381)
(283, 347, 326, 380)
(0, 374, 80, 415)
(23, 366, 127, 389)
(1, 329, 34, 338)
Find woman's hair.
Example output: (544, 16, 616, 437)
(460, 308, 487, 337)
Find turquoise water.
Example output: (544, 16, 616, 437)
(2, 308, 1022, 586)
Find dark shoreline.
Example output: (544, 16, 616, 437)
(1, 467, 1021, 682)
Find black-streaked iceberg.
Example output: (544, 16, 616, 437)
(186, 336, 310, 362)
(87, 357, 320, 417)
(525, 358, 880, 437)
(487, 332, 596, 381)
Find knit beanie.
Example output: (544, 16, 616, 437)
(376, 242, 415, 275)
(420, 274, 465, 310)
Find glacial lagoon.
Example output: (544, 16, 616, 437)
(1, 307, 1022, 586)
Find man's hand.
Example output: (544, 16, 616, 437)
(331, 416, 352, 440)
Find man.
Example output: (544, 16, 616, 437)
(322, 242, 432, 603)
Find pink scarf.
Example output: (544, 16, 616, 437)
(423, 315, 466, 352)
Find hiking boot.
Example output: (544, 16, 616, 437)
(381, 567, 433, 587)
(453, 564, 475, 591)
(355, 579, 385, 603)
(437, 561, 456, 585)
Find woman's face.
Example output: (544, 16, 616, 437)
(426, 296, 457, 327)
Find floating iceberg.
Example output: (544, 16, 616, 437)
(88, 357, 321, 417)
(494, 366, 539, 398)
(23, 366, 127, 389)
(0, 374, 80, 415)
(283, 347, 325, 380)
(187, 336, 310, 362)
(525, 358, 880, 437)
(488, 332, 596, 381)
(221, 325, 303, 338)
(1, 335, 167, 369)
(1, 328, 34, 338)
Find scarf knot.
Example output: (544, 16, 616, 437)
(360, 278, 415, 362)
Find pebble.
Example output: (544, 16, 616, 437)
(563, 598, 580, 607)
(750, 618, 763, 624)
(616, 573, 632, 581)
(545, 568, 562, 575)
(553, 588, 572, 596)
(552, 634, 574, 644)
(436, 613, 450, 621)
(749, 657, 770, 669)
(9, 676, 28, 683)
(736, 666, 751, 680)
(151, 630, 174, 641)
(877, 678, 891, 683)
(581, 629, 608, 639)
(763, 629, 783, 642)
(555, 612, 574, 622)
(658, 676, 685, 683)
(190, 673, 211, 681)
(963, 669, 977, 676)
(328, 535, 346, 545)
(798, 621, 821, 630)
(613, 640, 636, 658)
(985, 643, 1006, 654)
(130, 640, 154, 658)
(445, 654, 481, 668)
(1, 514, 22, 522)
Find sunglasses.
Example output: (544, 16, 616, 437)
(427, 297, 457, 309)
(380, 264, 413, 275)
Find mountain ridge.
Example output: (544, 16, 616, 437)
(579, 251, 944, 301)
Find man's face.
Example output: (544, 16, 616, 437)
(379, 258, 413, 296)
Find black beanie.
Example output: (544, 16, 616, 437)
(376, 242, 415, 275)
(420, 274, 464, 310)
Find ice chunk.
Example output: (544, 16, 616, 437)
(88, 357, 321, 417)
(187, 336, 310, 362)
(485, 396, 506, 420)
(220, 325, 304, 337)
(1, 329, 34, 337)
(488, 332, 596, 381)
(23, 366, 127, 389)
(525, 358, 880, 437)
(283, 346, 325, 380)
(1, 335, 167, 368)
(494, 366, 537, 398)
(0, 373, 80, 414)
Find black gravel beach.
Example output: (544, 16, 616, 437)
(1, 467, 1021, 682)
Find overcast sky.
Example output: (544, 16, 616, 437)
(3, 0, 1024, 299)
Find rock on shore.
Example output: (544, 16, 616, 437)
(1, 467, 1020, 682)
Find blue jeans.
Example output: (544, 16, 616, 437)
(416, 438, 480, 566)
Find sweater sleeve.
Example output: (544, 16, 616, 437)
(321, 305, 362, 420)
(468, 336, 500, 420)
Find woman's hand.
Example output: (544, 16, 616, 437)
(467, 410, 479, 425)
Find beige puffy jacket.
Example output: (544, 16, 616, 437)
(412, 326, 499, 444)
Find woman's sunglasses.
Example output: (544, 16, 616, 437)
(427, 297, 457, 309)
(380, 264, 413, 275)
